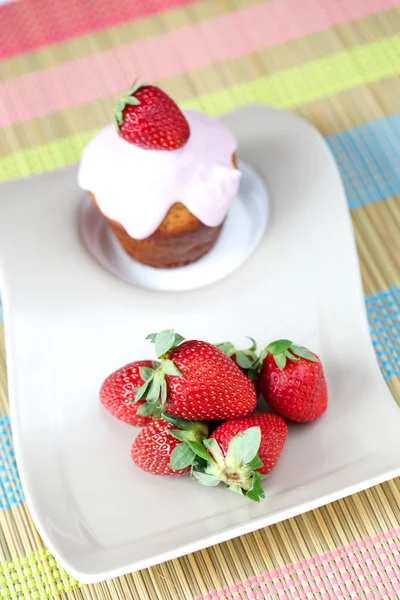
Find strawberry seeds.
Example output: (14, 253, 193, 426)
(100, 329, 328, 503)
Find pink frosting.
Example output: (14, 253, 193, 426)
(78, 110, 240, 240)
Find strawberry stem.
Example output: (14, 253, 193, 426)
(146, 329, 185, 358)
(215, 337, 258, 370)
(266, 340, 319, 370)
(133, 330, 186, 413)
(249, 339, 319, 376)
(114, 78, 147, 129)
(191, 427, 266, 502)
(166, 418, 209, 471)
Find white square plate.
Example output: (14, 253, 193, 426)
(0, 106, 399, 583)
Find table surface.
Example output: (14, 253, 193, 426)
(0, 1, 399, 598)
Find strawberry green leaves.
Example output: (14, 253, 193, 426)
(226, 427, 261, 467)
(135, 361, 169, 417)
(216, 337, 257, 370)
(165, 414, 208, 435)
(191, 427, 266, 502)
(170, 433, 217, 475)
(133, 331, 186, 412)
(290, 345, 319, 362)
(246, 472, 265, 503)
(146, 329, 185, 358)
(285, 350, 300, 362)
(265, 339, 293, 370)
(266, 340, 293, 354)
(248, 352, 266, 381)
(187, 441, 213, 463)
(139, 366, 155, 381)
(137, 403, 164, 418)
(170, 443, 197, 470)
(249, 339, 319, 376)
(161, 360, 182, 376)
(165, 416, 209, 472)
(114, 78, 145, 129)
(192, 473, 221, 486)
(266, 340, 318, 370)
(204, 438, 224, 465)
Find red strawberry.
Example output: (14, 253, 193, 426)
(114, 80, 190, 150)
(257, 340, 328, 422)
(131, 417, 208, 476)
(166, 341, 258, 420)
(191, 413, 287, 502)
(100, 360, 157, 427)
(135, 330, 257, 421)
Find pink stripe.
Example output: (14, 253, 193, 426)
(1, 0, 398, 127)
(0, 0, 203, 59)
(194, 528, 400, 600)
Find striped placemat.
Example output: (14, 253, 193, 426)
(0, 0, 399, 598)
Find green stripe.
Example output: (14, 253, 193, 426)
(1, 35, 400, 183)
(186, 34, 400, 114)
(0, 130, 96, 181)
(0, 548, 81, 597)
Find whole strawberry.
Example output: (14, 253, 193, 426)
(256, 340, 328, 422)
(114, 79, 190, 150)
(186, 413, 287, 502)
(131, 416, 208, 476)
(135, 330, 257, 420)
(100, 360, 159, 427)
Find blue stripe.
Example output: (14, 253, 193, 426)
(327, 113, 400, 208)
(365, 286, 400, 380)
(0, 416, 24, 509)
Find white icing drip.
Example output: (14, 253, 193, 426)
(78, 110, 241, 240)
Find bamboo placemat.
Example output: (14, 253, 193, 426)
(0, 0, 400, 598)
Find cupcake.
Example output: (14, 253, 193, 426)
(78, 80, 241, 269)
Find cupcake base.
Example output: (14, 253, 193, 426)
(90, 194, 224, 269)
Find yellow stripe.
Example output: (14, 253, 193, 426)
(1, 34, 400, 182)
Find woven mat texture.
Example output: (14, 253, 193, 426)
(0, 0, 399, 598)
